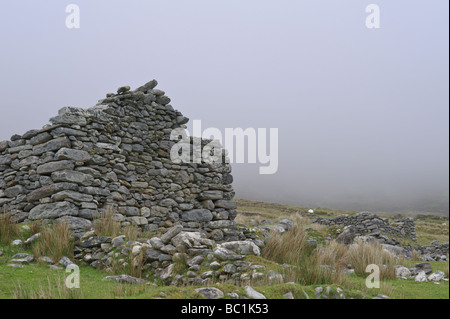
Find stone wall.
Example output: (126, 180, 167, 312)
(312, 212, 417, 241)
(0, 80, 237, 240)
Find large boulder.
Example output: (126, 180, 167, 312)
(171, 232, 215, 249)
(57, 216, 93, 232)
(410, 263, 433, 276)
(217, 241, 261, 256)
(336, 226, 356, 245)
(29, 202, 79, 220)
(195, 287, 224, 299)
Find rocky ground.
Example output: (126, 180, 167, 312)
(0, 199, 448, 299)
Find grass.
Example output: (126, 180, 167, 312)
(0, 213, 20, 245)
(93, 207, 121, 237)
(263, 225, 347, 286)
(31, 222, 74, 261)
(342, 242, 399, 280)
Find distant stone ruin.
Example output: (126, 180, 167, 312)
(0, 80, 238, 240)
(312, 212, 417, 241)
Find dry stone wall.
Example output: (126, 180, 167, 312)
(0, 80, 237, 239)
(312, 212, 417, 241)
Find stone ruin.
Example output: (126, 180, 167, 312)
(312, 211, 418, 242)
(0, 80, 239, 241)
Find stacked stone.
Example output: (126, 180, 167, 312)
(0, 80, 237, 240)
(312, 212, 417, 241)
(415, 241, 449, 261)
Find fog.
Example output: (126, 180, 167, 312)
(0, 1, 448, 214)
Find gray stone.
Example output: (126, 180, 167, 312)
(245, 286, 266, 299)
(283, 292, 294, 299)
(4, 185, 24, 198)
(30, 132, 52, 146)
(160, 225, 183, 244)
(395, 265, 412, 277)
(11, 239, 23, 246)
(24, 233, 41, 245)
(118, 206, 140, 216)
(51, 170, 94, 186)
(146, 249, 163, 261)
(29, 202, 78, 220)
(410, 263, 433, 275)
(415, 271, 428, 282)
(199, 191, 223, 200)
(112, 236, 126, 247)
(149, 237, 164, 250)
(10, 255, 34, 264)
(37, 160, 75, 175)
(58, 257, 75, 267)
(57, 216, 93, 232)
(428, 271, 446, 282)
(195, 287, 224, 299)
(217, 241, 261, 256)
(181, 209, 213, 223)
(0, 155, 12, 166)
(51, 190, 93, 202)
(33, 137, 71, 155)
(214, 200, 237, 210)
(171, 232, 215, 249)
(160, 264, 175, 280)
(55, 148, 91, 162)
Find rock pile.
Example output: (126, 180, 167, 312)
(73, 224, 269, 286)
(0, 80, 237, 239)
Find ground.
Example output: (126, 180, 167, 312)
(0, 199, 448, 299)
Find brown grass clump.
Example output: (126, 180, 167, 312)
(263, 225, 347, 286)
(341, 242, 398, 280)
(93, 206, 121, 237)
(13, 277, 83, 299)
(0, 213, 20, 245)
(32, 222, 74, 261)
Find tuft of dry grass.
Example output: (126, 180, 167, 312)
(110, 247, 146, 278)
(173, 247, 189, 275)
(32, 222, 74, 261)
(342, 242, 398, 280)
(411, 249, 422, 261)
(94, 206, 121, 237)
(111, 283, 146, 298)
(13, 277, 83, 299)
(263, 225, 347, 286)
(29, 221, 42, 237)
(123, 225, 141, 242)
(0, 213, 20, 245)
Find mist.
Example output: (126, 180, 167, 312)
(0, 0, 448, 214)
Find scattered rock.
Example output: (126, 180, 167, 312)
(195, 287, 224, 299)
(428, 271, 446, 282)
(245, 286, 266, 299)
(11, 239, 23, 246)
(415, 271, 428, 282)
(58, 257, 75, 267)
(283, 292, 294, 299)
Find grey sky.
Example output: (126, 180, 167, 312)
(0, 1, 448, 212)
